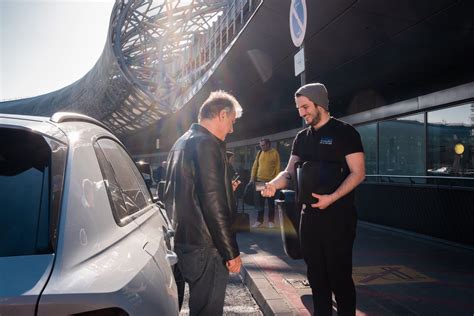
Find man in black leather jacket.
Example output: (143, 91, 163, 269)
(164, 90, 243, 315)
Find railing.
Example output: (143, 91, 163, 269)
(364, 174, 474, 189)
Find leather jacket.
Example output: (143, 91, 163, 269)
(164, 124, 239, 260)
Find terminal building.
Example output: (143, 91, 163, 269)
(2, 0, 473, 246)
(124, 0, 474, 246)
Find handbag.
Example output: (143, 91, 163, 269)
(243, 181, 255, 205)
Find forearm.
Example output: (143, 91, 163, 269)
(269, 170, 292, 190)
(262, 155, 299, 197)
(271, 155, 299, 189)
(200, 193, 240, 260)
(330, 152, 366, 202)
(330, 170, 365, 202)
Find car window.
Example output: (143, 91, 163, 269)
(136, 162, 153, 188)
(0, 128, 52, 257)
(94, 138, 151, 225)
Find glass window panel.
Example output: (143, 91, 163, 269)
(233, 146, 247, 171)
(277, 138, 293, 167)
(96, 138, 151, 223)
(356, 123, 377, 175)
(249, 144, 258, 168)
(427, 103, 474, 177)
(0, 129, 52, 256)
(94, 144, 128, 222)
(231, 144, 258, 184)
(378, 114, 425, 175)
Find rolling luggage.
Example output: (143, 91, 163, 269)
(276, 190, 302, 259)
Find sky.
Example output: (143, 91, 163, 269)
(0, 0, 116, 101)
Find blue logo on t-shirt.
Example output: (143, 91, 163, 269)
(320, 136, 333, 145)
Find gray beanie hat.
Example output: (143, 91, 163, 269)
(295, 83, 329, 112)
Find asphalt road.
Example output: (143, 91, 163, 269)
(179, 273, 262, 315)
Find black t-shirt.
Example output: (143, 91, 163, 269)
(291, 118, 364, 208)
(292, 118, 363, 162)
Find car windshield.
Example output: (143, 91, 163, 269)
(0, 128, 52, 257)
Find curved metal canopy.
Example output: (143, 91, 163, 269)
(0, 0, 259, 135)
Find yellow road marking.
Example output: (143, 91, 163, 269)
(353, 265, 436, 285)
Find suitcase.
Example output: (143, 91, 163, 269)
(276, 190, 303, 259)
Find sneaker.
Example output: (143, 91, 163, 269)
(252, 221, 263, 228)
(267, 222, 275, 229)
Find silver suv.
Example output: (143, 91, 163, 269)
(0, 112, 178, 315)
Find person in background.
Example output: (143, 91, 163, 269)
(164, 90, 243, 315)
(261, 83, 365, 316)
(250, 138, 280, 228)
(227, 151, 241, 192)
(154, 160, 167, 182)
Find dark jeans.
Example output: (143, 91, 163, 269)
(254, 191, 275, 223)
(300, 207, 357, 316)
(175, 245, 229, 316)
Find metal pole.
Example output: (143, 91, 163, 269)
(300, 43, 306, 127)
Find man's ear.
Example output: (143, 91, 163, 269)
(219, 109, 227, 120)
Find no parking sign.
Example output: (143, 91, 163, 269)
(289, 0, 307, 47)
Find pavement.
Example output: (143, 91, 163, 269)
(237, 201, 474, 315)
(180, 273, 262, 315)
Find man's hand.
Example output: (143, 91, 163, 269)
(310, 193, 336, 210)
(226, 255, 242, 273)
(261, 182, 277, 197)
(232, 180, 241, 192)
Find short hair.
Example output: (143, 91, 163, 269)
(260, 138, 271, 145)
(198, 90, 243, 122)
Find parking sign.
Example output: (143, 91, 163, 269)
(289, 0, 307, 47)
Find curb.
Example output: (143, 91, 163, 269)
(240, 255, 296, 315)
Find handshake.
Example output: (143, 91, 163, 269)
(259, 181, 277, 197)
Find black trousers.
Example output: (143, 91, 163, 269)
(175, 246, 229, 316)
(300, 206, 357, 316)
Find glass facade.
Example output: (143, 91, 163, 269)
(378, 114, 425, 176)
(276, 138, 293, 167)
(427, 103, 474, 177)
(355, 102, 474, 182)
(357, 123, 377, 174)
(233, 143, 259, 171)
(146, 102, 474, 187)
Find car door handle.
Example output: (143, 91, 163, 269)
(165, 227, 175, 238)
(166, 250, 178, 266)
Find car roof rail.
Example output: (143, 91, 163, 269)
(50, 112, 114, 134)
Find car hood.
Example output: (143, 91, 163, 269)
(0, 254, 54, 313)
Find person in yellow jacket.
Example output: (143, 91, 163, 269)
(250, 138, 280, 228)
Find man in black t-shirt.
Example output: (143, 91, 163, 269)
(262, 83, 365, 316)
